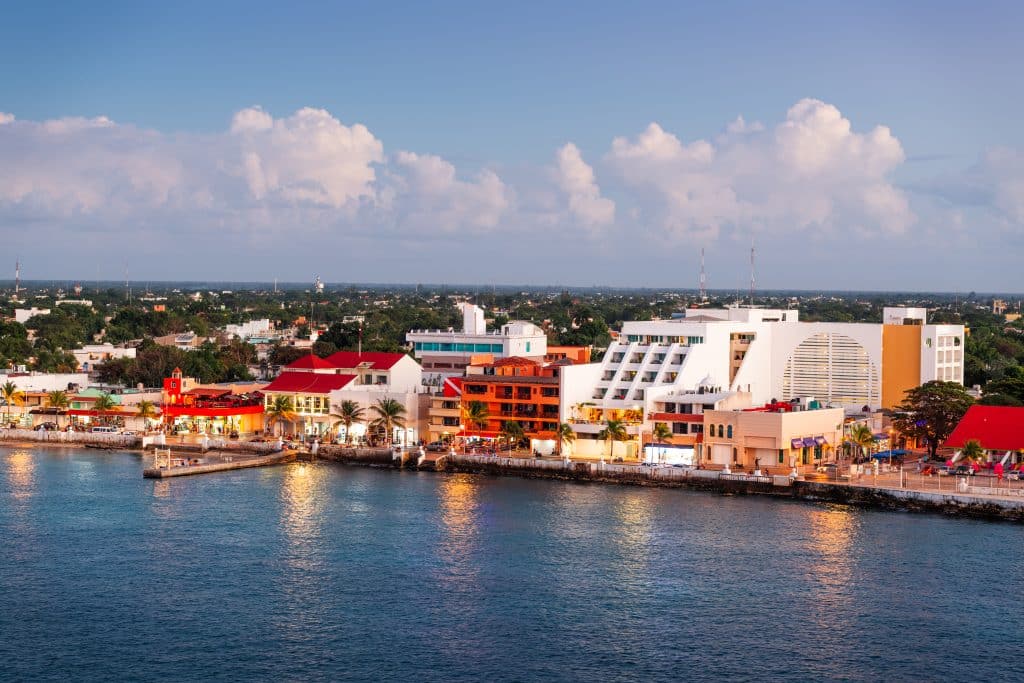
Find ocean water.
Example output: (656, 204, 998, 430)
(1, 446, 1022, 682)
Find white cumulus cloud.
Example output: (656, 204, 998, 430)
(606, 98, 913, 241)
(553, 143, 615, 230)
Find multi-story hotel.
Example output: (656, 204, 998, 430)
(407, 303, 548, 380)
(569, 305, 964, 457)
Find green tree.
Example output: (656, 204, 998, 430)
(891, 381, 975, 459)
(265, 396, 298, 437)
(500, 420, 525, 453)
(47, 390, 70, 429)
(556, 422, 575, 457)
(653, 422, 673, 442)
(330, 400, 365, 443)
(369, 398, 407, 445)
(598, 418, 627, 461)
(848, 423, 875, 463)
(960, 438, 985, 465)
(1, 381, 24, 425)
(462, 400, 490, 432)
(136, 400, 158, 431)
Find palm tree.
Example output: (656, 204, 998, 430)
(848, 423, 875, 464)
(369, 398, 407, 446)
(265, 396, 298, 437)
(2, 381, 24, 426)
(93, 392, 117, 426)
(598, 418, 627, 461)
(463, 400, 490, 432)
(960, 438, 985, 465)
(653, 422, 672, 442)
(136, 400, 158, 432)
(47, 390, 70, 429)
(652, 422, 673, 464)
(500, 420, 525, 454)
(330, 400, 365, 443)
(556, 422, 575, 458)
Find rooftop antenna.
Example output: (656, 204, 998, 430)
(699, 247, 707, 302)
(749, 238, 756, 305)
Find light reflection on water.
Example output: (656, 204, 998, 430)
(3, 449, 35, 498)
(2, 446, 1024, 683)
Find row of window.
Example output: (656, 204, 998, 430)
(415, 342, 504, 353)
(707, 424, 734, 439)
(624, 335, 706, 345)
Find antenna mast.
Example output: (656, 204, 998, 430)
(699, 247, 707, 302)
(749, 239, 756, 304)
(14, 258, 20, 297)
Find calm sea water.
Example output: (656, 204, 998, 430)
(1, 446, 1022, 682)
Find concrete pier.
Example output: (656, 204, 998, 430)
(142, 451, 294, 478)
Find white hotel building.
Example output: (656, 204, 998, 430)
(407, 303, 548, 382)
(570, 305, 964, 454)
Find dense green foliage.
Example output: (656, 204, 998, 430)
(892, 381, 975, 458)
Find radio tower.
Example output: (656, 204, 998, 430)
(749, 239, 756, 305)
(699, 247, 707, 302)
(14, 258, 20, 297)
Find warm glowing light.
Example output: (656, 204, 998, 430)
(5, 449, 35, 497)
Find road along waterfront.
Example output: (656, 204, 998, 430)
(2, 445, 1023, 682)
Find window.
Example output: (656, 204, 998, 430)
(726, 425, 733, 439)
(525, 342, 531, 353)
(778, 449, 785, 464)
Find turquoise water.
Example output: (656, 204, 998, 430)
(1, 445, 1022, 682)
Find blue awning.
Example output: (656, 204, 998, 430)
(802, 437, 817, 447)
(814, 436, 827, 446)
(871, 449, 908, 459)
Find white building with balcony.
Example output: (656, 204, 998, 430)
(407, 303, 547, 381)
(569, 305, 965, 455)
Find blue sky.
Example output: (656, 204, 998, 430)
(2, 1, 1024, 291)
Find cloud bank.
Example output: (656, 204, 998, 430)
(0, 99, 1021, 286)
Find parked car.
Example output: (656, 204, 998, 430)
(1007, 470, 1024, 481)
(34, 422, 59, 431)
(953, 465, 975, 476)
(425, 441, 447, 452)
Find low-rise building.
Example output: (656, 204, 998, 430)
(701, 403, 845, 474)
(944, 405, 1024, 467)
(14, 308, 50, 324)
(161, 369, 266, 435)
(72, 344, 137, 372)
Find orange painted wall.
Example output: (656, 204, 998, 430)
(882, 325, 921, 409)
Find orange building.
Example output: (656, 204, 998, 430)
(544, 345, 592, 364)
(460, 357, 561, 446)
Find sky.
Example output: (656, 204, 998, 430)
(2, 0, 1024, 292)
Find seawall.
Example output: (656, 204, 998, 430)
(400, 453, 1024, 523)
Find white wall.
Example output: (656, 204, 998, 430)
(2, 372, 90, 392)
(559, 363, 604, 422)
(386, 355, 424, 393)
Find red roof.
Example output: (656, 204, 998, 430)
(262, 372, 356, 394)
(286, 354, 336, 370)
(944, 405, 1024, 451)
(492, 356, 540, 368)
(323, 351, 405, 370)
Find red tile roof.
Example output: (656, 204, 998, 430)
(944, 405, 1024, 451)
(262, 372, 356, 394)
(286, 354, 336, 370)
(492, 356, 540, 367)
(323, 351, 405, 370)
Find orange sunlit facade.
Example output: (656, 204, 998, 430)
(460, 357, 561, 442)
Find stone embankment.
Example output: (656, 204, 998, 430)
(0, 428, 141, 449)
(316, 445, 397, 466)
